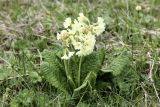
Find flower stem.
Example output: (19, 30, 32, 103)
(64, 60, 76, 88)
(78, 56, 83, 87)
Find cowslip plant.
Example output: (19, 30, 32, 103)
(57, 13, 105, 87)
(41, 13, 105, 101)
(39, 13, 137, 106)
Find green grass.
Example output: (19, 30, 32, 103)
(0, 0, 160, 106)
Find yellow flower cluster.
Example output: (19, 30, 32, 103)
(57, 13, 105, 60)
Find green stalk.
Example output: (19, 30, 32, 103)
(64, 60, 76, 88)
(78, 56, 83, 87)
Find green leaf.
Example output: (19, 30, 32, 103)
(81, 49, 105, 84)
(113, 67, 139, 94)
(29, 71, 42, 83)
(101, 52, 131, 76)
(100, 51, 139, 94)
(40, 49, 69, 93)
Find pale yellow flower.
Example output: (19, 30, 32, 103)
(76, 45, 93, 56)
(63, 17, 72, 28)
(85, 33, 96, 47)
(68, 51, 75, 57)
(94, 25, 105, 36)
(67, 29, 76, 35)
(136, 5, 142, 11)
(57, 32, 61, 40)
(75, 33, 96, 56)
(93, 17, 105, 36)
(77, 13, 89, 23)
(61, 54, 69, 60)
(71, 19, 82, 33)
(61, 51, 75, 60)
(57, 30, 69, 41)
(72, 41, 82, 50)
(97, 17, 104, 24)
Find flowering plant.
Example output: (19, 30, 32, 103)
(41, 13, 105, 100)
(41, 13, 133, 105)
(57, 13, 105, 87)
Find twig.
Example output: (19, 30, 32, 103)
(0, 56, 11, 66)
(152, 81, 160, 104)
(37, 49, 42, 64)
(147, 52, 160, 103)
(140, 82, 148, 107)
